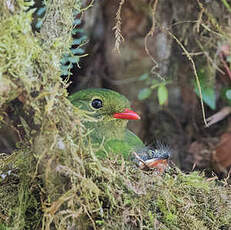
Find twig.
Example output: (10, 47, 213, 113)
(144, 0, 163, 79)
(165, 29, 208, 126)
(224, 168, 231, 186)
(113, 0, 126, 53)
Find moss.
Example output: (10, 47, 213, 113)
(0, 0, 231, 230)
(1, 137, 231, 229)
(153, 171, 231, 229)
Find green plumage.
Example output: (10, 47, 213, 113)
(69, 88, 144, 158)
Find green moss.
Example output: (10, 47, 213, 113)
(2, 145, 231, 229)
(153, 171, 231, 229)
(0, 1, 231, 230)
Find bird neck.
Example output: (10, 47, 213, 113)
(85, 119, 128, 144)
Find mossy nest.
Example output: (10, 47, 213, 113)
(1, 142, 231, 230)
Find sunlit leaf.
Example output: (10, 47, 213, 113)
(157, 85, 168, 105)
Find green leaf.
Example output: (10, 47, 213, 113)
(194, 68, 216, 110)
(226, 55, 231, 63)
(151, 79, 159, 85)
(73, 19, 81, 26)
(223, 88, 231, 106)
(72, 36, 87, 45)
(60, 56, 69, 65)
(195, 85, 216, 110)
(225, 89, 231, 100)
(157, 85, 168, 105)
(35, 19, 43, 29)
(139, 73, 149, 81)
(138, 88, 152, 100)
(68, 56, 80, 63)
(194, 83, 216, 110)
(60, 63, 73, 71)
(37, 6, 46, 16)
(71, 48, 85, 55)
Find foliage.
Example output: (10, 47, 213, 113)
(193, 68, 216, 110)
(34, 1, 88, 76)
(138, 73, 170, 106)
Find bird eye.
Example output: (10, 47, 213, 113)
(91, 98, 103, 109)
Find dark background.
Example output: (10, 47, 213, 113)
(67, 0, 231, 174)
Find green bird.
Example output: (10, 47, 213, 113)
(69, 88, 144, 158)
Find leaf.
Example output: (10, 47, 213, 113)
(225, 89, 231, 100)
(139, 73, 149, 81)
(194, 83, 216, 110)
(151, 79, 159, 85)
(72, 36, 87, 45)
(35, 19, 43, 29)
(68, 56, 80, 63)
(60, 64, 73, 71)
(71, 48, 85, 55)
(157, 85, 168, 105)
(73, 19, 81, 26)
(194, 69, 216, 110)
(195, 86, 216, 110)
(138, 88, 152, 100)
(226, 55, 231, 63)
(60, 64, 73, 76)
(36, 6, 46, 16)
(60, 56, 69, 65)
(72, 28, 79, 35)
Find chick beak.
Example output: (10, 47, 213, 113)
(113, 108, 140, 120)
(139, 158, 168, 172)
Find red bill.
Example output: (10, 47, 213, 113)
(113, 108, 140, 120)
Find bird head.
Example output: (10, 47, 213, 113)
(69, 88, 140, 122)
